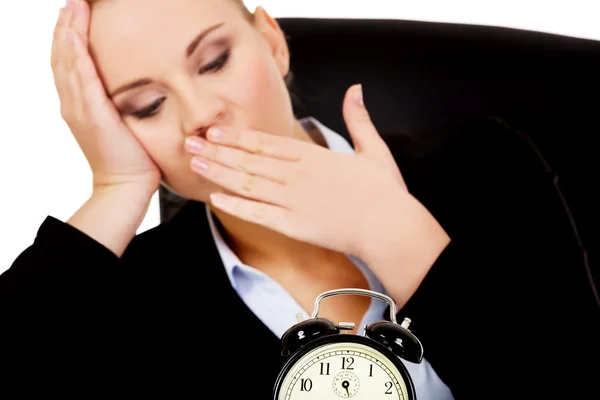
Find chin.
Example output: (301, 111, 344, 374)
(160, 177, 217, 204)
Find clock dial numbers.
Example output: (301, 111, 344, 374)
(278, 342, 409, 399)
(332, 371, 360, 398)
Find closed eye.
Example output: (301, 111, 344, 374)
(199, 49, 230, 74)
(131, 97, 165, 120)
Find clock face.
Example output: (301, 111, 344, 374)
(276, 339, 411, 399)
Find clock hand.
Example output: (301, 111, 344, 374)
(342, 380, 350, 397)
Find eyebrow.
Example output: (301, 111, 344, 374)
(109, 22, 225, 98)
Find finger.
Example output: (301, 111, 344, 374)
(209, 192, 290, 232)
(342, 84, 406, 187)
(342, 84, 386, 155)
(70, 0, 91, 42)
(52, 5, 77, 104)
(51, 3, 74, 70)
(58, 30, 83, 119)
(191, 157, 287, 205)
(205, 126, 305, 161)
(185, 137, 290, 183)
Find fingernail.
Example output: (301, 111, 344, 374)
(191, 157, 209, 171)
(354, 84, 363, 106)
(185, 137, 204, 151)
(207, 127, 224, 141)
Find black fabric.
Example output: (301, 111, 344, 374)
(2, 118, 599, 398)
(394, 117, 600, 398)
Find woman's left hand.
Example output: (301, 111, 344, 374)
(185, 84, 414, 258)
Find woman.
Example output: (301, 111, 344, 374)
(2, 0, 598, 398)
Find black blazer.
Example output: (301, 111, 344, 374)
(2, 117, 598, 399)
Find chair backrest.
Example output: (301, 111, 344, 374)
(281, 18, 599, 137)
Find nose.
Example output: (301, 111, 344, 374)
(179, 87, 227, 138)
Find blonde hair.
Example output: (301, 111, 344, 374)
(84, 0, 254, 20)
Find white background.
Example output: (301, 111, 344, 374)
(1, 0, 599, 273)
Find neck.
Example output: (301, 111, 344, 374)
(209, 119, 335, 269)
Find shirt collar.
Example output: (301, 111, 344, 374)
(304, 117, 355, 155)
(206, 117, 355, 287)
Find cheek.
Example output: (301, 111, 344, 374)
(127, 122, 217, 200)
(227, 46, 295, 136)
(130, 121, 177, 163)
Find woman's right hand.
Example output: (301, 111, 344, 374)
(51, 0, 160, 195)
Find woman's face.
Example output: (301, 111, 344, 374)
(89, 0, 295, 201)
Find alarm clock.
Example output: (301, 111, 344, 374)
(273, 288, 424, 400)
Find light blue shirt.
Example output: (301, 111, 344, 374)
(206, 117, 454, 400)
